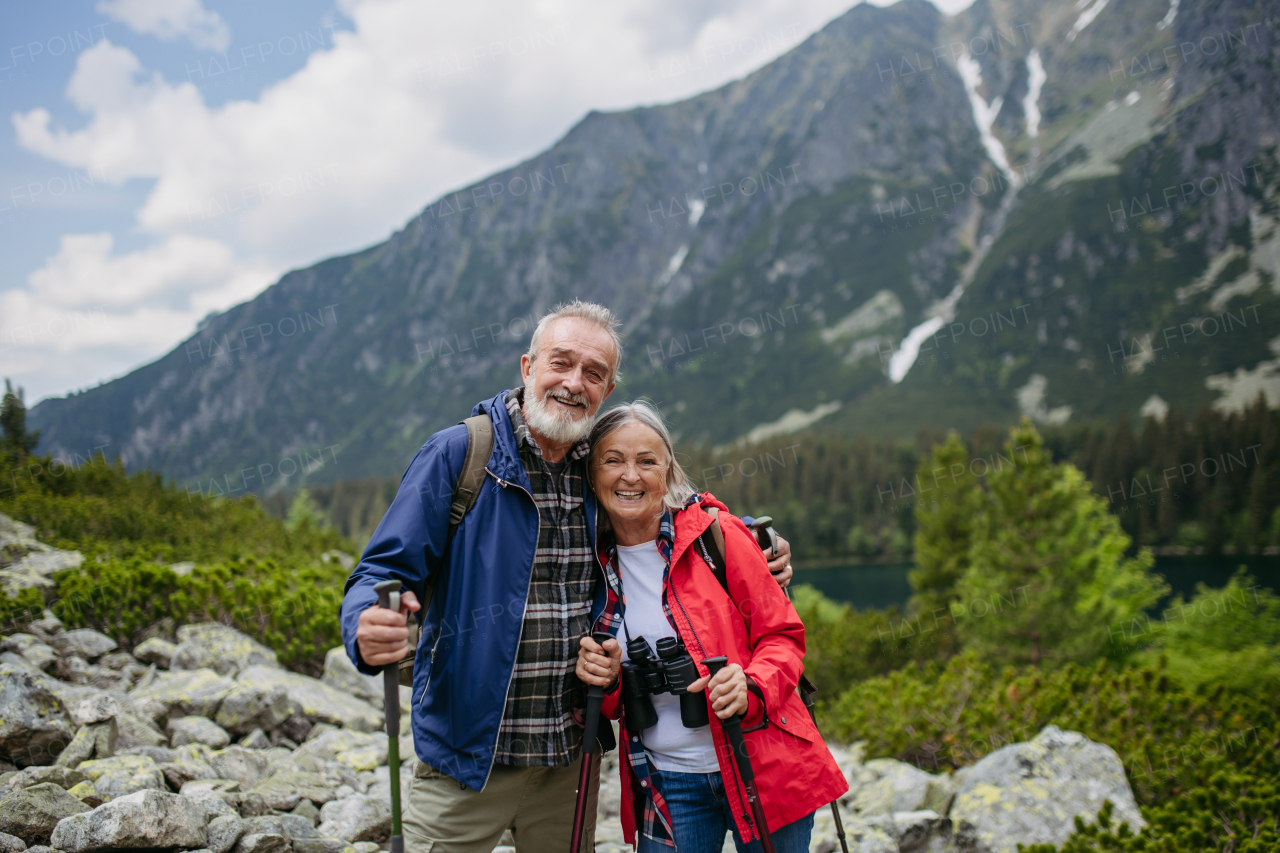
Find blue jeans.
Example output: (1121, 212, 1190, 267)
(637, 768, 815, 853)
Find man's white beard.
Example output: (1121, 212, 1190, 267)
(523, 375, 595, 444)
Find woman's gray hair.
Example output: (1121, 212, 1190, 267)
(588, 401, 697, 511)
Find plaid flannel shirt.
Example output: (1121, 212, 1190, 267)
(493, 389, 598, 766)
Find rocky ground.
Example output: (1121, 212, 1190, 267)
(0, 608, 1147, 853)
(0, 516, 1146, 853)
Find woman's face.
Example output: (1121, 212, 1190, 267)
(591, 421, 670, 530)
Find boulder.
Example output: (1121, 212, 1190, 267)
(0, 665, 75, 767)
(129, 667, 236, 720)
(240, 730, 271, 750)
(119, 745, 174, 764)
(27, 613, 64, 640)
(50, 789, 208, 852)
(244, 814, 321, 843)
(852, 758, 941, 816)
(168, 716, 231, 749)
(207, 747, 271, 792)
(0, 515, 82, 598)
(64, 781, 98, 804)
(76, 754, 165, 799)
(0, 832, 24, 853)
(949, 725, 1146, 853)
(237, 666, 381, 732)
(863, 810, 946, 851)
(96, 652, 136, 672)
(291, 799, 321, 827)
(7, 766, 86, 791)
(235, 833, 288, 853)
(207, 814, 246, 853)
(171, 624, 279, 678)
(49, 631, 116, 662)
(132, 638, 176, 669)
(250, 771, 336, 810)
(0, 783, 91, 844)
(157, 744, 220, 790)
(293, 839, 356, 853)
(55, 721, 118, 767)
(318, 794, 391, 843)
(214, 683, 290, 736)
(20, 646, 56, 673)
(320, 648, 382, 709)
(293, 731, 385, 773)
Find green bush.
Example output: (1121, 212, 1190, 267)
(1, 450, 356, 674)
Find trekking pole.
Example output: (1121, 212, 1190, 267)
(702, 656, 776, 853)
(750, 518, 850, 853)
(570, 631, 613, 853)
(373, 580, 405, 853)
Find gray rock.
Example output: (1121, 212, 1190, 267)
(168, 716, 231, 749)
(132, 639, 176, 669)
(65, 694, 119, 728)
(250, 770, 336, 810)
(49, 631, 116, 662)
(0, 783, 91, 844)
(245, 814, 321, 842)
(0, 654, 39, 676)
(157, 744, 220, 790)
(0, 516, 82, 599)
(96, 652, 136, 672)
(949, 725, 1146, 853)
(24, 846, 56, 853)
(320, 648, 382, 709)
(20, 646, 56, 672)
(27, 612, 63, 639)
(0, 831, 24, 853)
(119, 745, 174, 764)
(235, 833, 288, 853)
(239, 730, 270, 750)
(223, 792, 272, 817)
(7, 766, 86, 791)
(207, 814, 246, 853)
(237, 667, 381, 732)
(51, 789, 208, 852)
(215, 683, 290, 736)
(177, 783, 240, 822)
(0, 665, 75, 767)
(54, 721, 118, 768)
(75, 754, 165, 799)
(318, 794, 390, 843)
(351, 843, 379, 853)
(207, 747, 270, 792)
(171, 624, 279, 678)
(292, 730, 385, 774)
(128, 667, 236, 720)
(291, 799, 320, 827)
(853, 759, 940, 816)
(293, 838, 356, 853)
(863, 810, 945, 851)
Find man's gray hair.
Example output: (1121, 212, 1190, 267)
(527, 300, 623, 384)
(588, 401, 697, 511)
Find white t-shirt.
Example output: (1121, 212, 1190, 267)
(616, 540, 720, 774)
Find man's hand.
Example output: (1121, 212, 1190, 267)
(765, 534, 793, 588)
(356, 589, 421, 667)
(688, 662, 749, 719)
(576, 635, 621, 688)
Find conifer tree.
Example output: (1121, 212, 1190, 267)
(1, 379, 40, 458)
(957, 421, 1165, 667)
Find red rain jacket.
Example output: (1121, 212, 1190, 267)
(601, 493, 848, 846)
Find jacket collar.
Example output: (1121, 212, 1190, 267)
(669, 492, 718, 567)
(471, 389, 529, 490)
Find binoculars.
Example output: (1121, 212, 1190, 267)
(621, 636, 708, 731)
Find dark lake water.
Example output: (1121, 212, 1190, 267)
(797, 555, 1280, 611)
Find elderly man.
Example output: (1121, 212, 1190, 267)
(341, 300, 792, 852)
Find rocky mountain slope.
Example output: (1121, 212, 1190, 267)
(28, 0, 1280, 488)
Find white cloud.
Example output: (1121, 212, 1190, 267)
(8, 0, 972, 402)
(1, 233, 277, 395)
(96, 0, 231, 51)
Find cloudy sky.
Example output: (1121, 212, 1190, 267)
(1, 0, 973, 404)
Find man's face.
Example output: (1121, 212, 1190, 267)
(520, 316, 617, 432)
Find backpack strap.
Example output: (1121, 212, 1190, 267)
(695, 504, 821, 702)
(449, 414, 494, 532)
(398, 412, 493, 687)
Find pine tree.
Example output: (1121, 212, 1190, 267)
(285, 489, 326, 532)
(910, 431, 981, 618)
(0, 379, 40, 458)
(957, 421, 1166, 667)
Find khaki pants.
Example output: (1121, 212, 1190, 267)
(403, 754, 600, 853)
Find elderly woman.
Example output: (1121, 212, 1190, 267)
(576, 402, 846, 852)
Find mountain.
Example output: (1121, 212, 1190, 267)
(30, 0, 1280, 494)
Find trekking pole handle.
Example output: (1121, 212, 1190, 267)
(749, 516, 779, 560)
(701, 657, 755, 783)
(373, 580, 403, 736)
(581, 631, 613, 755)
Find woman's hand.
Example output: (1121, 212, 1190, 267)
(576, 635, 621, 688)
(688, 663, 749, 719)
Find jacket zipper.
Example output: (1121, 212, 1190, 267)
(481, 467, 538, 791)
(667, 553, 755, 839)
